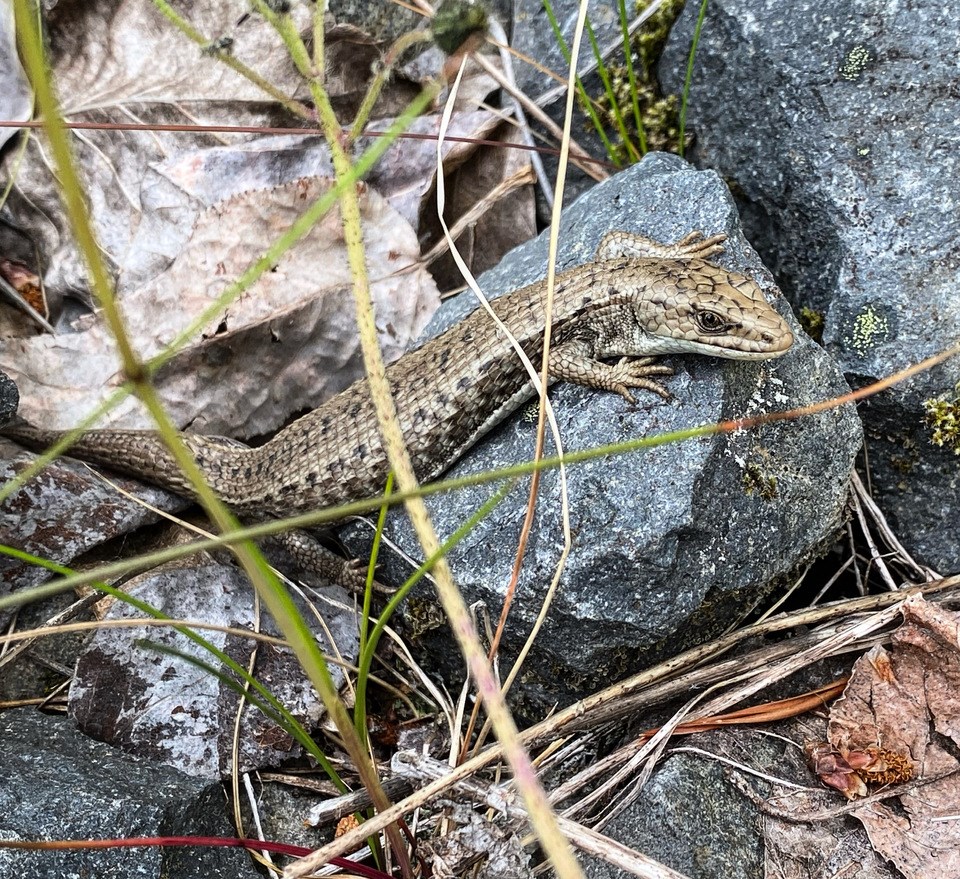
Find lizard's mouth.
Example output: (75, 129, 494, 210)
(676, 324, 795, 359)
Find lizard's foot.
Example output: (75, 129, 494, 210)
(549, 342, 674, 403)
(340, 558, 396, 596)
(607, 358, 674, 403)
(595, 229, 727, 262)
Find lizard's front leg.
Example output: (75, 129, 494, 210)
(547, 339, 674, 403)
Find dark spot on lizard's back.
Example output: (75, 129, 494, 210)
(305, 471, 318, 486)
(437, 349, 450, 369)
(456, 376, 473, 391)
(355, 444, 367, 458)
(347, 402, 362, 418)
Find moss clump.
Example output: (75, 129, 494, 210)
(923, 390, 960, 455)
(742, 462, 778, 500)
(405, 597, 447, 639)
(588, 0, 687, 160)
(798, 307, 825, 343)
(432, 0, 488, 54)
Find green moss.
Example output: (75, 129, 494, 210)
(431, 0, 488, 54)
(587, 0, 688, 159)
(923, 389, 960, 455)
(798, 306, 825, 343)
(741, 462, 778, 501)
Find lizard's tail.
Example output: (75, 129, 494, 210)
(1, 421, 249, 501)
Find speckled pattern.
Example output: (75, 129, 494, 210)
(4, 232, 793, 518)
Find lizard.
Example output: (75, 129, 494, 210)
(2, 230, 794, 587)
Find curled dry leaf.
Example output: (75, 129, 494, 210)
(821, 594, 960, 879)
(334, 814, 360, 839)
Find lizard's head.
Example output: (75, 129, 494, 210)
(640, 261, 794, 360)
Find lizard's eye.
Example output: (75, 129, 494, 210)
(694, 309, 730, 334)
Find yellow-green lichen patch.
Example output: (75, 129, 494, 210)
(522, 400, 541, 424)
(923, 390, 960, 455)
(839, 45, 872, 81)
(847, 305, 890, 355)
(431, 0, 488, 54)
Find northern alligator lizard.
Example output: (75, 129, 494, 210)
(3, 230, 794, 583)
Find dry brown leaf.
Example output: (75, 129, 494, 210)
(51, 0, 309, 112)
(4, 178, 439, 437)
(826, 595, 960, 879)
(0, 1, 520, 440)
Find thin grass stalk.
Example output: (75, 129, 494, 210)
(679, 0, 711, 158)
(585, 16, 640, 162)
(617, 0, 647, 153)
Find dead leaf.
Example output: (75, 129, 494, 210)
(825, 595, 960, 879)
(4, 178, 439, 437)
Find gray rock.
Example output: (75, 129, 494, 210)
(584, 749, 763, 879)
(0, 370, 17, 425)
(660, 0, 960, 573)
(0, 440, 188, 607)
(582, 721, 897, 879)
(0, 710, 259, 879)
(343, 154, 862, 717)
(68, 562, 356, 778)
(1, 441, 358, 778)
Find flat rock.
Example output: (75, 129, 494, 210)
(0, 439, 188, 606)
(67, 561, 357, 778)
